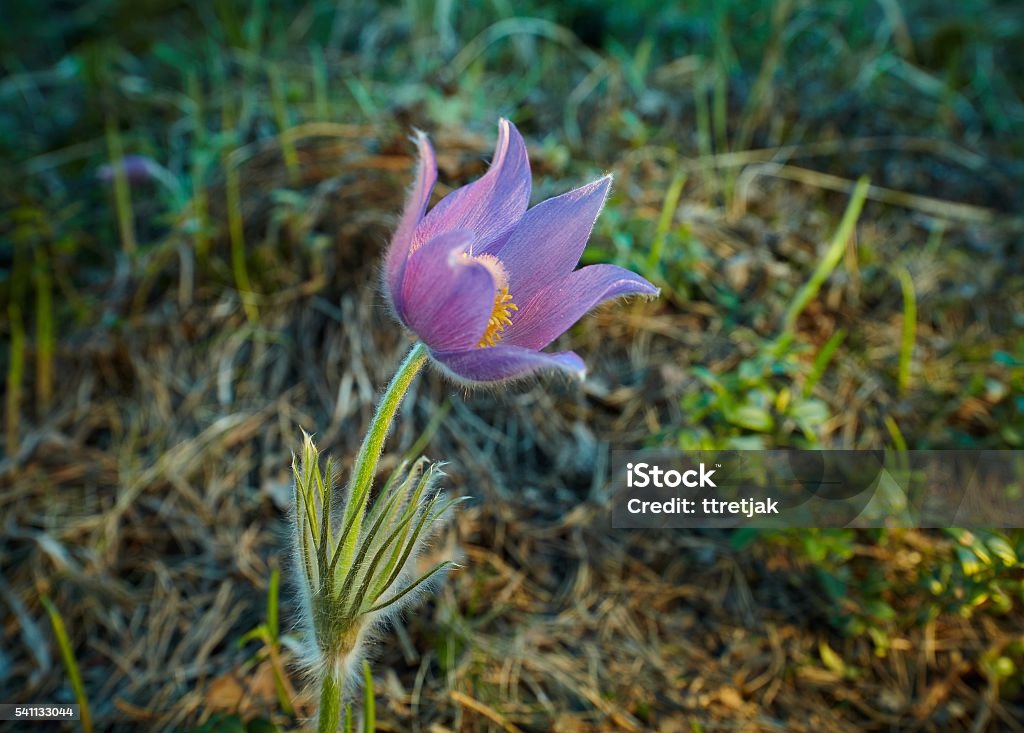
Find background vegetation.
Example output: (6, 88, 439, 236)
(1, 0, 1022, 730)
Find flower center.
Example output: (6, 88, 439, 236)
(457, 252, 518, 348)
(478, 287, 518, 348)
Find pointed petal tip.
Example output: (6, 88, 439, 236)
(504, 265, 660, 350)
(493, 117, 524, 165)
(619, 271, 660, 299)
(493, 119, 529, 169)
(638, 281, 661, 298)
(408, 127, 430, 147)
(577, 173, 612, 193)
(555, 351, 587, 381)
(385, 129, 439, 306)
(572, 173, 613, 203)
(414, 129, 434, 154)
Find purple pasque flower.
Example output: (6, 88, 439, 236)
(385, 119, 658, 383)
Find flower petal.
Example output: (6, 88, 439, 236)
(482, 175, 611, 305)
(398, 231, 496, 352)
(505, 264, 659, 350)
(413, 119, 531, 253)
(431, 344, 586, 383)
(386, 131, 437, 313)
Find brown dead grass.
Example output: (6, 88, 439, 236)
(1, 122, 1023, 732)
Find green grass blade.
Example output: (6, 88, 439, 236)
(190, 153, 211, 270)
(647, 171, 686, 273)
(344, 78, 378, 120)
(268, 63, 300, 184)
(712, 65, 728, 158)
(41, 596, 92, 733)
(897, 267, 917, 396)
(251, 570, 294, 717)
(186, 70, 210, 268)
(402, 402, 451, 464)
(694, 77, 718, 199)
(779, 176, 870, 345)
(225, 156, 258, 324)
(312, 46, 329, 120)
(104, 116, 137, 256)
(34, 246, 54, 410)
(803, 329, 846, 398)
(6, 303, 25, 457)
(885, 415, 908, 453)
(712, 62, 736, 210)
(267, 569, 279, 640)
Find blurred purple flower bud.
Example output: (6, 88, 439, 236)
(96, 154, 159, 186)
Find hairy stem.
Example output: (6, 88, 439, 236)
(317, 667, 342, 733)
(339, 343, 428, 578)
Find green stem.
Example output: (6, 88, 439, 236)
(318, 667, 342, 733)
(104, 116, 137, 256)
(225, 159, 258, 324)
(340, 342, 428, 570)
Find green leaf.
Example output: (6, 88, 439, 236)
(819, 641, 848, 677)
(957, 545, 985, 577)
(727, 404, 774, 432)
(365, 561, 457, 615)
(246, 718, 281, 733)
(986, 535, 1017, 566)
(332, 469, 422, 616)
(236, 624, 270, 648)
(864, 598, 896, 622)
(729, 528, 761, 551)
(790, 399, 830, 426)
(267, 569, 279, 640)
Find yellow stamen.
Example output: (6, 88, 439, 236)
(478, 287, 518, 348)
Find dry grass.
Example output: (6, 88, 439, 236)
(2, 112, 1022, 733)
